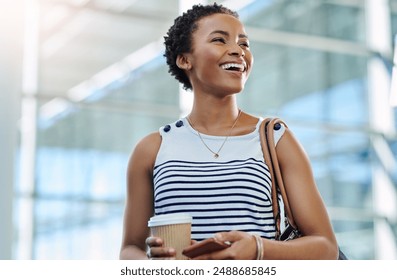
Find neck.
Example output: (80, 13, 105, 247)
(190, 88, 239, 118)
(189, 101, 239, 125)
(187, 108, 242, 136)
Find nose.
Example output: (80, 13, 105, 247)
(229, 44, 245, 57)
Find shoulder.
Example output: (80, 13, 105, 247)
(276, 126, 309, 167)
(259, 116, 287, 145)
(159, 119, 186, 137)
(137, 131, 162, 151)
(128, 131, 162, 174)
(134, 131, 162, 159)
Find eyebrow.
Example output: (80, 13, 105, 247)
(209, 30, 249, 39)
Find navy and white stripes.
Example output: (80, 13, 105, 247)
(152, 117, 285, 241)
(153, 158, 276, 240)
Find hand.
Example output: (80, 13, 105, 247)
(192, 231, 257, 260)
(145, 236, 176, 260)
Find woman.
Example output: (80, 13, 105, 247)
(119, 3, 338, 260)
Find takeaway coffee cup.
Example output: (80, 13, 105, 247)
(148, 213, 192, 260)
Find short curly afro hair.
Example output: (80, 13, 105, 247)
(164, 3, 239, 91)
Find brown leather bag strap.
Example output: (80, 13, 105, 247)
(266, 118, 297, 229)
(259, 118, 298, 236)
(259, 118, 281, 237)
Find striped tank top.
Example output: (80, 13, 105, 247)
(153, 117, 285, 241)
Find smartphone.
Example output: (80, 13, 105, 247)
(182, 238, 231, 258)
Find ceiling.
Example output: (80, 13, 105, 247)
(33, 0, 371, 107)
(37, 0, 180, 101)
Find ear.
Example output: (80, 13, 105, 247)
(176, 54, 192, 70)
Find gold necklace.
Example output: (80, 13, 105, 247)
(187, 110, 242, 159)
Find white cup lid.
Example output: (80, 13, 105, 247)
(148, 213, 192, 227)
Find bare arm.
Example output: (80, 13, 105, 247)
(119, 132, 161, 259)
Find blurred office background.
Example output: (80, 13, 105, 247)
(1, 0, 397, 259)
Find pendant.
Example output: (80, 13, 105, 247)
(214, 154, 219, 159)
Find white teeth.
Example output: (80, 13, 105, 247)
(220, 63, 245, 71)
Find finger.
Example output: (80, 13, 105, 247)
(146, 236, 163, 247)
(214, 231, 240, 243)
(149, 247, 176, 259)
(190, 240, 198, 245)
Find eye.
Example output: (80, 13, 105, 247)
(211, 37, 226, 44)
(239, 41, 250, 48)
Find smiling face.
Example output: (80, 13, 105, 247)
(179, 13, 253, 96)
